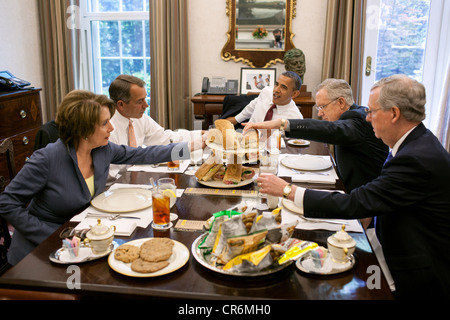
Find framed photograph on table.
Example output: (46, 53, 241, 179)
(240, 68, 276, 95)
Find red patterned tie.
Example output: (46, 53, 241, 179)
(264, 104, 277, 121)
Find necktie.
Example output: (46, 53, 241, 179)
(383, 151, 393, 167)
(128, 120, 137, 148)
(264, 104, 277, 121)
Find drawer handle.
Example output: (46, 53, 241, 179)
(22, 136, 29, 145)
(20, 110, 27, 119)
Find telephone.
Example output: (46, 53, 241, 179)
(202, 77, 238, 95)
(0, 70, 31, 90)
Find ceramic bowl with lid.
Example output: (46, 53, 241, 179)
(327, 224, 356, 263)
(85, 219, 115, 254)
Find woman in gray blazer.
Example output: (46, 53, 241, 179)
(0, 90, 196, 265)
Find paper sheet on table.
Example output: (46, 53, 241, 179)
(127, 160, 190, 173)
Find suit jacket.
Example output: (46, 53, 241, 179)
(0, 139, 189, 265)
(288, 105, 389, 191)
(33, 120, 59, 151)
(304, 123, 450, 298)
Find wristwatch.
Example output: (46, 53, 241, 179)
(283, 183, 293, 199)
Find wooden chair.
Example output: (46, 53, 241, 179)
(0, 138, 16, 275)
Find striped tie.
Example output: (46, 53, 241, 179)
(128, 120, 137, 148)
(264, 104, 277, 121)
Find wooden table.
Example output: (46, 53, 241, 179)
(0, 141, 394, 301)
(192, 92, 315, 130)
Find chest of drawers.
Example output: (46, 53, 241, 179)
(0, 88, 42, 182)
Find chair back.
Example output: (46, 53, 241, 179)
(0, 138, 15, 273)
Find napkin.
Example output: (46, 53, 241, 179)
(127, 160, 190, 173)
(74, 217, 137, 237)
(291, 174, 336, 184)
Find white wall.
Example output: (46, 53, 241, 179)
(188, 0, 327, 96)
(0, 0, 45, 119)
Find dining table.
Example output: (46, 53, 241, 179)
(0, 138, 394, 303)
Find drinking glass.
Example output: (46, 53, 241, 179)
(157, 178, 177, 208)
(151, 186, 171, 230)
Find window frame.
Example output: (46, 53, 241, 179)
(79, 1, 150, 96)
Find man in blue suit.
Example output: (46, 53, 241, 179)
(257, 75, 450, 299)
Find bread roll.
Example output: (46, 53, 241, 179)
(206, 129, 223, 145)
(215, 119, 238, 150)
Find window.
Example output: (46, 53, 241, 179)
(81, 0, 150, 108)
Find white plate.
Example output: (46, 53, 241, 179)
(282, 198, 303, 215)
(295, 254, 356, 275)
(197, 177, 255, 189)
(191, 234, 292, 277)
(281, 156, 332, 171)
(91, 188, 152, 213)
(108, 238, 189, 277)
(49, 243, 116, 264)
(287, 139, 310, 147)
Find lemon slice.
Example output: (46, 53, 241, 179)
(163, 189, 177, 208)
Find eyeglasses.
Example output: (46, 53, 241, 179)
(364, 108, 383, 116)
(314, 98, 339, 112)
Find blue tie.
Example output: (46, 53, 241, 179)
(383, 151, 393, 167)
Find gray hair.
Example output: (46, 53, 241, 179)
(371, 74, 426, 122)
(314, 79, 355, 106)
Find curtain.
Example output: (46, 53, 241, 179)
(37, 0, 81, 121)
(149, 0, 192, 130)
(321, 0, 366, 104)
(436, 55, 450, 152)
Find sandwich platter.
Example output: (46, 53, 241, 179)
(196, 177, 255, 189)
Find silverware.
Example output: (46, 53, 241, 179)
(150, 162, 167, 168)
(292, 169, 329, 176)
(298, 215, 348, 225)
(86, 213, 140, 220)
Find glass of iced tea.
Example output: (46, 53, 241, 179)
(167, 160, 180, 170)
(151, 186, 171, 230)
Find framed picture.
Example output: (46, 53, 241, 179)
(240, 68, 277, 95)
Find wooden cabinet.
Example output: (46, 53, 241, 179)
(0, 88, 42, 181)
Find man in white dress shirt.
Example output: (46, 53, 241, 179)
(226, 71, 303, 125)
(108, 74, 201, 180)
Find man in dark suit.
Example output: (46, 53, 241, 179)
(256, 75, 450, 299)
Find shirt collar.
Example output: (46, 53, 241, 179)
(391, 125, 417, 157)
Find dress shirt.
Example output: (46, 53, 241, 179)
(234, 86, 303, 124)
(109, 112, 201, 179)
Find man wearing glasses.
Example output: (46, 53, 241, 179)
(245, 78, 388, 204)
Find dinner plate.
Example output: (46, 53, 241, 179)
(49, 242, 116, 264)
(281, 155, 332, 171)
(197, 177, 255, 189)
(91, 188, 153, 213)
(295, 254, 356, 275)
(287, 139, 310, 147)
(191, 234, 293, 277)
(282, 198, 303, 215)
(108, 238, 189, 278)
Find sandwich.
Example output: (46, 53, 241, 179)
(195, 156, 219, 181)
(201, 163, 224, 181)
(223, 163, 243, 185)
(243, 129, 259, 150)
(241, 166, 256, 180)
(215, 119, 239, 150)
(206, 128, 223, 146)
(213, 166, 227, 181)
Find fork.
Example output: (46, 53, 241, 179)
(86, 213, 140, 220)
(292, 169, 329, 176)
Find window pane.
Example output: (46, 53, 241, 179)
(98, 21, 120, 57)
(375, 0, 431, 81)
(122, 21, 144, 57)
(145, 20, 150, 57)
(123, 59, 144, 76)
(92, 0, 120, 12)
(101, 59, 120, 95)
(122, 0, 143, 12)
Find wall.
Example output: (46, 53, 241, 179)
(188, 0, 327, 100)
(0, 0, 45, 119)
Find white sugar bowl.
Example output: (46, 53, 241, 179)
(327, 224, 356, 263)
(85, 219, 115, 254)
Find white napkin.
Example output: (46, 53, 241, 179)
(292, 174, 337, 184)
(73, 217, 137, 237)
(127, 160, 190, 173)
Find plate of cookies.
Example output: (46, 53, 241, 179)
(108, 237, 189, 277)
